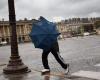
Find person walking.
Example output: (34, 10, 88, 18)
(41, 40, 69, 74)
(29, 16, 69, 75)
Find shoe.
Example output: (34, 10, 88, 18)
(41, 69, 50, 72)
(41, 69, 50, 75)
(65, 64, 69, 75)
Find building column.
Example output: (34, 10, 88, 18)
(2, 18, 5, 40)
(24, 24, 28, 41)
(7, 26, 10, 43)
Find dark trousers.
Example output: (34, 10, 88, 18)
(42, 44, 67, 69)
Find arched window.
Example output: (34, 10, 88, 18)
(2, 38, 5, 42)
(6, 38, 9, 44)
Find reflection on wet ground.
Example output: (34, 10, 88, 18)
(0, 35, 100, 80)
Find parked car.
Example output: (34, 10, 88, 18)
(0, 41, 7, 46)
(83, 32, 90, 36)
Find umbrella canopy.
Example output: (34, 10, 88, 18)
(29, 16, 60, 50)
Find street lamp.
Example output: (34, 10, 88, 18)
(3, 0, 30, 74)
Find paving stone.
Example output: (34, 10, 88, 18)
(71, 70, 100, 80)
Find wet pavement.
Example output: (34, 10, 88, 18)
(0, 35, 100, 80)
(0, 64, 100, 80)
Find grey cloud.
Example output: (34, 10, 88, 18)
(0, 0, 100, 21)
(0, 0, 7, 9)
(0, 0, 8, 20)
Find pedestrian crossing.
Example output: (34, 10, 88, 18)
(95, 63, 100, 67)
(71, 63, 100, 80)
(71, 70, 100, 80)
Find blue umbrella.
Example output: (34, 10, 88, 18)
(29, 16, 60, 50)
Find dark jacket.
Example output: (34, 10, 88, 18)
(51, 41, 59, 52)
(43, 41, 59, 52)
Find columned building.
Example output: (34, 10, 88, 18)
(56, 17, 100, 38)
(0, 19, 36, 44)
(0, 17, 100, 44)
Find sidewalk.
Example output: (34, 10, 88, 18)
(0, 62, 100, 80)
(71, 63, 100, 80)
(0, 36, 100, 80)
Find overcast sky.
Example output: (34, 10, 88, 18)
(0, 0, 100, 22)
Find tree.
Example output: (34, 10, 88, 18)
(94, 20, 100, 29)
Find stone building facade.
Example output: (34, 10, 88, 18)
(0, 19, 36, 44)
(57, 17, 100, 38)
(0, 17, 100, 44)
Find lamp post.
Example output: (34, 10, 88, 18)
(3, 0, 30, 74)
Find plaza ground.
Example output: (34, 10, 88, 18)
(0, 35, 100, 80)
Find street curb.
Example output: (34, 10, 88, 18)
(0, 64, 6, 67)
